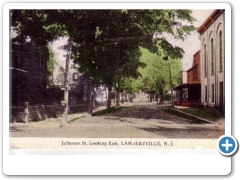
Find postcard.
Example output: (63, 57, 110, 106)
(2, 2, 235, 175)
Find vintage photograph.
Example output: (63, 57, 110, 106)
(9, 8, 225, 149)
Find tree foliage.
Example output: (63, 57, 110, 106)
(133, 47, 182, 96)
(11, 9, 195, 91)
(46, 45, 57, 75)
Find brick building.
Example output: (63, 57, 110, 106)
(174, 51, 201, 107)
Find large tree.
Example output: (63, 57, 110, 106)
(11, 9, 195, 107)
(131, 47, 182, 101)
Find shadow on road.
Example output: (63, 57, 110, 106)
(105, 105, 170, 120)
(10, 127, 25, 132)
(137, 126, 224, 139)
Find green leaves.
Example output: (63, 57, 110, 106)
(157, 39, 184, 59)
(177, 25, 196, 40)
(11, 9, 195, 91)
(176, 9, 196, 23)
(46, 45, 56, 76)
(136, 47, 182, 95)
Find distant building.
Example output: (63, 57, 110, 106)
(197, 10, 225, 108)
(94, 84, 108, 103)
(174, 51, 201, 107)
(48, 59, 92, 105)
(49, 45, 109, 106)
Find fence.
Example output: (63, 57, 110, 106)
(9, 94, 133, 123)
(10, 106, 25, 123)
(10, 102, 87, 123)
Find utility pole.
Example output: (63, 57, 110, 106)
(168, 58, 174, 107)
(61, 37, 72, 125)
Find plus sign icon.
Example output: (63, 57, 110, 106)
(217, 135, 238, 156)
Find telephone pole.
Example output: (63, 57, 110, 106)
(62, 37, 72, 124)
(168, 59, 174, 107)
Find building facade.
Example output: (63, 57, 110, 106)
(174, 51, 201, 107)
(197, 10, 225, 108)
(49, 54, 110, 107)
(10, 30, 47, 106)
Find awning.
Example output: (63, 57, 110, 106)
(173, 83, 201, 90)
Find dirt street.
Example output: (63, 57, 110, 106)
(9, 103, 225, 139)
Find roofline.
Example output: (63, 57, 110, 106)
(173, 83, 201, 90)
(187, 64, 198, 72)
(9, 67, 28, 73)
(197, 9, 225, 35)
(183, 51, 200, 72)
(193, 50, 200, 57)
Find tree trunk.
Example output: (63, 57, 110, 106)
(59, 37, 72, 127)
(150, 94, 153, 102)
(59, 102, 69, 127)
(86, 83, 92, 114)
(159, 90, 164, 104)
(129, 94, 133, 102)
(107, 85, 112, 109)
(116, 90, 120, 106)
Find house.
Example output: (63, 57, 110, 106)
(10, 28, 46, 106)
(173, 51, 201, 107)
(48, 59, 93, 104)
(197, 10, 225, 108)
(49, 60, 112, 107)
(48, 38, 111, 107)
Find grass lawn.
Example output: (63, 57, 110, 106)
(69, 116, 86, 123)
(159, 107, 197, 122)
(159, 107, 223, 123)
(180, 107, 222, 121)
(92, 106, 133, 116)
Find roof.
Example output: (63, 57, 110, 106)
(197, 10, 225, 35)
(193, 50, 200, 57)
(186, 64, 198, 72)
(173, 83, 201, 90)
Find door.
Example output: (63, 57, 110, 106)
(219, 82, 224, 107)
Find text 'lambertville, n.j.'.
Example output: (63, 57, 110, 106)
(62, 140, 174, 147)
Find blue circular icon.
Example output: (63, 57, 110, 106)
(217, 135, 238, 156)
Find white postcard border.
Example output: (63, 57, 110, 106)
(3, 2, 232, 175)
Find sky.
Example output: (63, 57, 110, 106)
(159, 9, 214, 71)
(181, 9, 214, 70)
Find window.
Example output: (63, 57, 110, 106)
(183, 88, 188, 100)
(219, 31, 223, 71)
(204, 44, 207, 77)
(211, 84, 215, 103)
(71, 63, 75, 69)
(193, 67, 198, 82)
(205, 85, 207, 102)
(211, 38, 214, 75)
(73, 73, 79, 81)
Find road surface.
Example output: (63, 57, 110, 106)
(9, 103, 224, 139)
